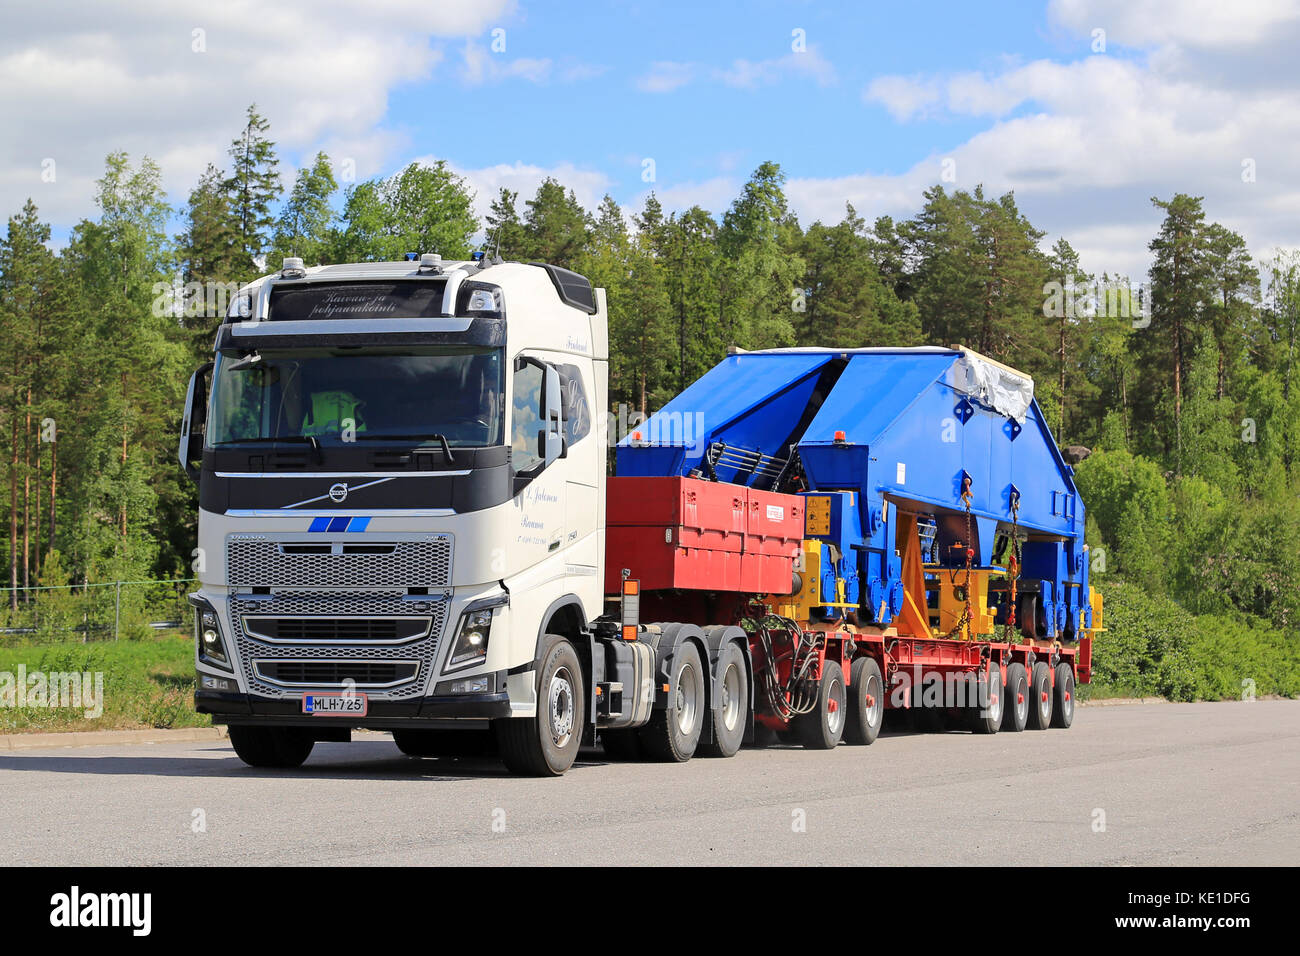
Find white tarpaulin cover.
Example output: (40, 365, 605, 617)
(949, 350, 1035, 423)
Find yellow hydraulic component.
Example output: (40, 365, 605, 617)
(1085, 587, 1105, 636)
(770, 540, 824, 622)
(934, 569, 997, 640)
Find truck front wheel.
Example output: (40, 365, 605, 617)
(228, 726, 314, 768)
(495, 635, 585, 776)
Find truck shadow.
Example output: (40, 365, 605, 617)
(0, 741, 615, 781)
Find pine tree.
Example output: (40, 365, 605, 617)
(271, 152, 338, 266)
(224, 104, 280, 278)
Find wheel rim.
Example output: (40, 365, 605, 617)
(548, 666, 575, 748)
(1015, 677, 1028, 721)
(674, 661, 700, 736)
(827, 677, 846, 736)
(983, 675, 1002, 722)
(865, 674, 883, 728)
(1062, 674, 1074, 719)
(720, 661, 742, 732)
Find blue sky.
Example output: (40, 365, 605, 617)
(3, 0, 1298, 281)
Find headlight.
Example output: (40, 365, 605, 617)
(445, 608, 493, 671)
(194, 604, 231, 669)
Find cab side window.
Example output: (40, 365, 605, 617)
(556, 364, 591, 446)
(511, 361, 544, 473)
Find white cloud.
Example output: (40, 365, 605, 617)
(637, 47, 835, 94)
(637, 61, 695, 93)
(843, 6, 1300, 281)
(1049, 0, 1300, 48)
(714, 48, 836, 89)
(0, 0, 511, 226)
(863, 75, 942, 121)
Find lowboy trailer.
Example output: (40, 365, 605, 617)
(181, 256, 1100, 775)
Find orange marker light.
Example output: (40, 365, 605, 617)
(834, 430, 846, 441)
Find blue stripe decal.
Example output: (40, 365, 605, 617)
(327, 516, 350, 533)
(308, 517, 331, 532)
(350, 517, 371, 532)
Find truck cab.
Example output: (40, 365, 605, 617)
(181, 255, 610, 774)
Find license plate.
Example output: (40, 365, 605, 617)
(302, 693, 368, 716)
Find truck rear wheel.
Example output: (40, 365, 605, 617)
(392, 729, 495, 758)
(795, 659, 845, 750)
(969, 664, 1003, 734)
(1051, 662, 1075, 728)
(640, 640, 705, 761)
(844, 656, 884, 745)
(495, 635, 584, 776)
(228, 726, 314, 768)
(1028, 661, 1054, 729)
(1002, 662, 1029, 732)
(700, 641, 748, 758)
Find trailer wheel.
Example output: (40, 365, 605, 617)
(640, 640, 705, 761)
(844, 656, 884, 745)
(228, 726, 314, 768)
(392, 729, 495, 758)
(1051, 663, 1075, 728)
(1028, 661, 1054, 730)
(700, 642, 748, 758)
(969, 665, 1003, 734)
(795, 660, 846, 750)
(1001, 662, 1029, 732)
(600, 729, 644, 761)
(495, 634, 584, 776)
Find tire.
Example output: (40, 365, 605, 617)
(700, 642, 748, 757)
(1051, 662, 1076, 728)
(969, 664, 1003, 734)
(640, 640, 705, 761)
(228, 726, 314, 768)
(494, 635, 584, 776)
(600, 728, 644, 761)
(1028, 660, 1054, 730)
(794, 659, 846, 750)
(1001, 662, 1029, 732)
(844, 656, 884, 745)
(392, 728, 495, 758)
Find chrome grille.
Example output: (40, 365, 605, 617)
(226, 534, 452, 589)
(231, 592, 447, 700)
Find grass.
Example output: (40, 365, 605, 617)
(0, 631, 211, 734)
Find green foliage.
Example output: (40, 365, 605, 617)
(0, 112, 1298, 705)
(336, 161, 477, 262)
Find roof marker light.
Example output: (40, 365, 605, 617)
(280, 257, 306, 278)
(419, 253, 443, 273)
(834, 430, 847, 444)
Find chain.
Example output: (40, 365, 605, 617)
(943, 477, 975, 641)
(1003, 491, 1022, 645)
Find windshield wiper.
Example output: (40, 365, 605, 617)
(353, 433, 456, 462)
(213, 435, 321, 457)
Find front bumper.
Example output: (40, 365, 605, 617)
(196, 671, 512, 728)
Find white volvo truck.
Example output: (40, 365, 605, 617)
(181, 255, 655, 775)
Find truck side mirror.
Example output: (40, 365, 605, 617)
(541, 363, 564, 466)
(178, 362, 212, 482)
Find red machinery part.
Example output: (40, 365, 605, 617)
(605, 476, 803, 595)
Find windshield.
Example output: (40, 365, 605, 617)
(208, 347, 504, 446)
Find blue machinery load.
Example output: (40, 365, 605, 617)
(617, 346, 1097, 644)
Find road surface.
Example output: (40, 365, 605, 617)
(1, 700, 1295, 866)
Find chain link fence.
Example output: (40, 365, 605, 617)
(0, 579, 194, 644)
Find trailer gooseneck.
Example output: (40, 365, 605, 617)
(180, 256, 1101, 775)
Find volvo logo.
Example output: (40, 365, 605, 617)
(328, 482, 349, 503)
